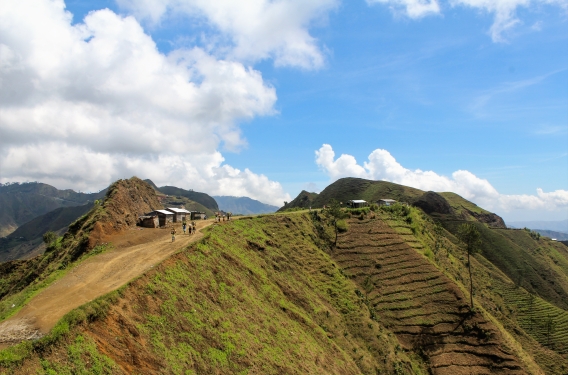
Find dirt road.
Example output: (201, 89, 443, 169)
(0, 220, 213, 348)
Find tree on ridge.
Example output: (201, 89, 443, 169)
(457, 223, 481, 310)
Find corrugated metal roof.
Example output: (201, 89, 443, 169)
(154, 209, 173, 215)
(166, 207, 191, 213)
(349, 200, 367, 203)
(379, 199, 397, 202)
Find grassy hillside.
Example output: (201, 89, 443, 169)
(1, 214, 428, 374)
(0, 183, 105, 237)
(373, 204, 568, 374)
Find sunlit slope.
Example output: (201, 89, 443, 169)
(331, 213, 528, 375)
(374, 204, 568, 374)
(1, 214, 428, 374)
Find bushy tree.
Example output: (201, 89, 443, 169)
(457, 223, 481, 309)
(43, 231, 57, 246)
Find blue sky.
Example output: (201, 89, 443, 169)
(0, 0, 567, 222)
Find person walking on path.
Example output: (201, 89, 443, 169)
(192, 221, 196, 234)
(182, 221, 187, 234)
(171, 227, 176, 242)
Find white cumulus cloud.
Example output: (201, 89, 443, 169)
(0, 0, 290, 205)
(116, 0, 338, 69)
(315, 144, 568, 215)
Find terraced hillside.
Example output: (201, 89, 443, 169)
(332, 215, 528, 374)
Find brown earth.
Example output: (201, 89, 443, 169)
(0, 220, 213, 349)
(332, 216, 528, 374)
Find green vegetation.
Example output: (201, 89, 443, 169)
(2, 214, 426, 374)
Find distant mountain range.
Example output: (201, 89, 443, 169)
(507, 220, 568, 234)
(213, 196, 279, 215)
(0, 182, 105, 237)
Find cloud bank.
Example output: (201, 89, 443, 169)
(315, 144, 568, 214)
(0, 0, 292, 205)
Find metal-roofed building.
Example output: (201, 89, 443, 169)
(152, 209, 174, 227)
(165, 207, 191, 223)
(346, 199, 368, 208)
(378, 199, 397, 206)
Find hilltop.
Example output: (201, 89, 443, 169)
(281, 178, 506, 228)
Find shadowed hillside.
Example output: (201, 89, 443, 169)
(0, 183, 105, 237)
(0, 203, 93, 263)
(158, 186, 219, 212)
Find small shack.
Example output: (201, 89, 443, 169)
(378, 199, 397, 206)
(346, 199, 368, 208)
(191, 211, 206, 220)
(165, 207, 191, 223)
(151, 209, 174, 227)
(138, 215, 159, 228)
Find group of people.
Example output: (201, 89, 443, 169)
(171, 220, 197, 242)
(215, 212, 232, 222)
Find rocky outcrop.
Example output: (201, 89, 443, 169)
(412, 191, 453, 215)
(469, 211, 507, 228)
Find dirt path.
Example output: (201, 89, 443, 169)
(0, 220, 213, 348)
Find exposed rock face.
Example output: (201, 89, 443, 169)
(412, 191, 453, 215)
(470, 211, 507, 228)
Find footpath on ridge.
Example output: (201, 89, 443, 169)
(0, 220, 214, 348)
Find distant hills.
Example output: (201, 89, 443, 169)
(0, 203, 93, 263)
(213, 196, 278, 215)
(508, 219, 568, 234)
(0, 182, 105, 237)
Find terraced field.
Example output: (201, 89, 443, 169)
(496, 280, 568, 355)
(332, 216, 527, 374)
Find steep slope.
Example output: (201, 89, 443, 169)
(0, 203, 93, 263)
(213, 196, 279, 214)
(331, 214, 527, 374)
(0, 182, 105, 237)
(1, 214, 429, 374)
(0, 177, 162, 315)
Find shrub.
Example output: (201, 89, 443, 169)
(336, 220, 348, 233)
